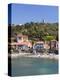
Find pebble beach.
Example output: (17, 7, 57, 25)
(8, 52, 58, 60)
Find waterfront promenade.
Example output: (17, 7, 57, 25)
(8, 52, 58, 60)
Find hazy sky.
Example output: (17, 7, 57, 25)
(8, 3, 58, 24)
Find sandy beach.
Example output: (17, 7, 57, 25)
(8, 52, 58, 60)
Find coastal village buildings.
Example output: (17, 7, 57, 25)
(16, 34, 32, 47)
(16, 34, 28, 43)
(8, 33, 58, 54)
(10, 34, 32, 49)
(50, 40, 58, 50)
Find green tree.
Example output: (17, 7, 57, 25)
(43, 35, 54, 41)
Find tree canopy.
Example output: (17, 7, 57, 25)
(10, 22, 58, 41)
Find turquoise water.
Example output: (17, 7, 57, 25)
(11, 57, 58, 76)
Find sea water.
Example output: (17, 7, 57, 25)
(11, 57, 58, 76)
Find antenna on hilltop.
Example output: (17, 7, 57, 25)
(41, 19, 45, 24)
(42, 19, 45, 23)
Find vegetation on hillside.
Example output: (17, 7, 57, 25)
(9, 22, 58, 41)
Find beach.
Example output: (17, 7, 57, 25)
(8, 52, 58, 60)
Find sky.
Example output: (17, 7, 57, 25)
(9, 3, 58, 25)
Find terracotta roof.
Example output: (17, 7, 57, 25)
(17, 34, 28, 38)
(11, 41, 32, 47)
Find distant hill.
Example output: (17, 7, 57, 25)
(8, 22, 58, 41)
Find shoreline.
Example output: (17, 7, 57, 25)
(8, 53, 59, 60)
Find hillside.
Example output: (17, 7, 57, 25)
(9, 22, 58, 41)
